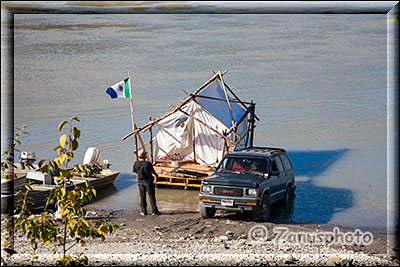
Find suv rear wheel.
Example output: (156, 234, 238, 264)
(199, 202, 216, 219)
(284, 185, 293, 203)
(253, 193, 270, 222)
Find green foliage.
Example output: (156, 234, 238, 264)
(1, 125, 30, 264)
(7, 117, 119, 266)
(1, 125, 29, 174)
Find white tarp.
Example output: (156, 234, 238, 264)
(154, 78, 250, 166)
(154, 104, 195, 163)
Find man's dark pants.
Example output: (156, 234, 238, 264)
(138, 180, 158, 214)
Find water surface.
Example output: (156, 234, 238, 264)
(2, 11, 393, 233)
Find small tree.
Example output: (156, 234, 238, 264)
(1, 125, 29, 177)
(10, 117, 119, 266)
(1, 125, 29, 265)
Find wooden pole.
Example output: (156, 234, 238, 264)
(220, 80, 260, 121)
(134, 122, 150, 161)
(149, 116, 153, 163)
(183, 89, 253, 105)
(190, 98, 241, 140)
(192, 118, 196, 163)
(218, 71, 235, 128)
(128, 73, 138, 160)
(222, 130, 228, 157)
(249, 101, 256, 147)
(128, 73, 150, 161)
(133, 135, 156, 152)
(234, 126, 251, 147)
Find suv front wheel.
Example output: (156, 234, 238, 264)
(199, 202, 216, 219)
(253, 193, 270, 222)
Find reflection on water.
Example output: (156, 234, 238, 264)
(85, 173, 137, 211)
(155, 187, 200, 212)
(209, 149, 353, 225)
(288, 149, 349, 178)
(287, 149, 354, 224)
(87, 149, 353, 226)
(86, 177, 200, 213)
(270, 198, 295, 223)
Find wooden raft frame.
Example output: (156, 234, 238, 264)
(152, 162, 213, 189)
(121, 70, 258, 189)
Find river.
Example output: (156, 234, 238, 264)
(1, 2, 397, 235)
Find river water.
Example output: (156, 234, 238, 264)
(1, 3, 397, 234)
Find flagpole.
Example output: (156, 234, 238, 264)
(128, 72, 138, 160)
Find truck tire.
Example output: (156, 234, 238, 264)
(284, 185, 293, 203)
(199, 202, 216, 219)
(253, 193, 270, 222)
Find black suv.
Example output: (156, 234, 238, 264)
(199, 147, 295, 221)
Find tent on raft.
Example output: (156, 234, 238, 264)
(122, 71, 259, 167)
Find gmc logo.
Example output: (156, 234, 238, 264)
(222, 189, 234, 194)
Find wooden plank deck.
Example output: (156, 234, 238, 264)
(153, 162, 213, 189)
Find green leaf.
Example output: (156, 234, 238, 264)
(50, 160, 59, 170)
(41, 165, 50, 174)
(55, 154, 66, 165)
(38, 159, 46, 168)
(73, 127, 81, 140)
(76, 164, 83, 173)
(31, 240, 37, 250)
(98, 224, 107, 235)
(58, 120, 68, 132)
(91, 188, 97, 198)
(66, 152, 73, 162)
(59, 134, 67, 148)
(81, 219, 89, 229)
(22, 221, 28, 232)
(69, 220, 78, 233)
(60, 188, 66, 198)
(71, 116, 80, 122)
(71, 140, 79, 151)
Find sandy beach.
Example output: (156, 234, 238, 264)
(2, 207, 398, 266)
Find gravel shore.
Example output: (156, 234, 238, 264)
(2, 208, 398, 266)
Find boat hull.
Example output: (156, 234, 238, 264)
(1, 170, 120, 214)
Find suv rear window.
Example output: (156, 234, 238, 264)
(280, 154, 293, 171)
(271, 156, 284, 172)
(217, 157, 268, 176)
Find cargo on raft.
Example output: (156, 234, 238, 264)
(122, 71, 259, 189)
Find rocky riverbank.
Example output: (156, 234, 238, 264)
(2, 208, 398, 266)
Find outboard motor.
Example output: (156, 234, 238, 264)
(83, 147, 110, 171)
(20, 151, 36, 169)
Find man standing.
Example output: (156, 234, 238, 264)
(133, 150, 161, 216)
